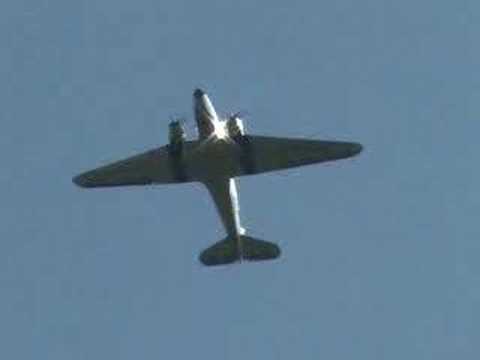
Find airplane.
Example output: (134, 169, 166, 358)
(73, 88, 363, 266)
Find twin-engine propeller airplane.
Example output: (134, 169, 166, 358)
(73, 89, 363, 266)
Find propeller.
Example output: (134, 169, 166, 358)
(168, 115, 198, 136)
(168, 115, 186, 126)
(226, 110, 250, 120)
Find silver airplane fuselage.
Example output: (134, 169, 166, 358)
(192, 89, 246, 255)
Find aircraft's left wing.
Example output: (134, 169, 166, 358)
(73, 145, 192, 188)
(235, 135, 363, 176)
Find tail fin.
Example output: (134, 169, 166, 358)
(199, 236, 281, 266)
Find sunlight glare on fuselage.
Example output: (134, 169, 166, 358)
(212, 120, 228, 140)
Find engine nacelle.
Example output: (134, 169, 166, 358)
(226, 116, 245, 138)
(168, 120, 186, 154)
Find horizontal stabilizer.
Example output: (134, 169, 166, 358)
(242, 236, 281, 261)
(199, 236, 281, 266)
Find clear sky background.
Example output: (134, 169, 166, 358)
(0, 0, 477, 359)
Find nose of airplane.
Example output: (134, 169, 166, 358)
(193, 88, 205, 99)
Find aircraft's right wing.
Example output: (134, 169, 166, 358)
(73, 144, 194, 188)
(236, 135, 363, 176)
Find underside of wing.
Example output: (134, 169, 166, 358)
(73, 145, 191, 188)
(237, 135, 363, 176)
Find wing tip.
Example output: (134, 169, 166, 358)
(72, 174, 92, 188)
(350, 142, 364, 157)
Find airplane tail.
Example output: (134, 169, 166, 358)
(199, 235, 281, 266)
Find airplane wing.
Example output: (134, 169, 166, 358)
(236, 135, 363, 176)
(72, 136, 362, 187)
(73, 144, 193, 188)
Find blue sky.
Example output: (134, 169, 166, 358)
(1, 0, 478, 358)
